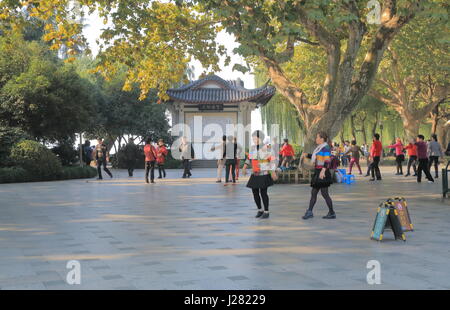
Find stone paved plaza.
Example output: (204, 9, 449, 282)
(0, 167, 449, 290)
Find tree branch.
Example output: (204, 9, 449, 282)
(350, 0, 421, 106)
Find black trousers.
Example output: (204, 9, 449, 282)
(417, 158, 434, 182)
(225, 160, 236, 183)
(369, 156, 381, 180)
(308, 187, 333, 213)
(158, 163, 166, 178)
(97, 159, 112, 179)
(182, 159, 191, 177)
(428, 156, 440, 177)
(407, 156, 417, 175)
(252, 188, 269, 211)
(145, 161, 155, 182)
(126, 160, 136, 177)
(395, 155, 404, 174)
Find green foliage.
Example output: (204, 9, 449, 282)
(0, 34, 96, 142)
(0, 165, 97, 183)
(78, 61, 172, 146)
(0, 167, 32, 183)
(51, 138, 79, 166)
(0, 124, 30, 166)
(58, 166, 97, 180)
(10, 140, 63, 179)
(111, 148, 182, 169)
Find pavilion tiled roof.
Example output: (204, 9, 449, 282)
(166, 75, 275, 106)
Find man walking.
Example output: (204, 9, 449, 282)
(415, 134, 434, 183)
(94, 138, 113, 180)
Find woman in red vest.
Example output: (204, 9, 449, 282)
(144, 137, 157, 184)
(404, 139, 417, 177)
(156, 139, 168, 179)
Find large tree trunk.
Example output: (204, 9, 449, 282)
(371, 112, 379, 138)
(402, 115, 420, 141)
(436, 118, 449, 148)
(350, 114, 357, 141)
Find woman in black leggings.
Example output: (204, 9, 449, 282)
(301, 132, 335, 220)
(243, 130, 278, 219)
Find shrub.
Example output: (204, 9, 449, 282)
(0, 165, 97, 183)
(0, 167, 32, 183)
(0, 125, 30, 166)
(51, 140, 79, 166)
(163, 150, 182, 169)
(111, 147, 182, 169)
(10, 140, 63, 179)
(59, 166, 97, 180)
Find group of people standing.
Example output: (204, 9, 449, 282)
(211, 135, 242, 185)
(331, 133, 446, 184)
(386, 134, 445, 183)
(80, 130, 448, 222)
(82, 138, 169, 183)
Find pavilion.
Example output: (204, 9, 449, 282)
(166, 75, 275, 166)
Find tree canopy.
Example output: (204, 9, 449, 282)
(1, 0, 448, 150)
(0, 32, 95, 142)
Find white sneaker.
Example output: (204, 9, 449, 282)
(428, 180, 434, 183)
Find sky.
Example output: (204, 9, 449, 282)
(82, 12, 263, 132)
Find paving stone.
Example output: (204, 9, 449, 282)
(0, 167, 449, 289)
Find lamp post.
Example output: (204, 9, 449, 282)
(79, 132, 83, 167)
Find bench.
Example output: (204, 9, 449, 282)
(276, 167, 312, 184)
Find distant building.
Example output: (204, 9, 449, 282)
(166, 74, 275, 165)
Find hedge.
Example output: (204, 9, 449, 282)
(0, 166, 97, 184)
(10, 140, 63, 178)
(111, 148, 182, 169)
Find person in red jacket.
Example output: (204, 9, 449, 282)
(388, 137, 405, 175)
(404, 139, 417, 177)
(279, 139, 295, 168)
(144, 137, 157, 184)
(156, 139, 168, 179)
(368, 133, 382, 181)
